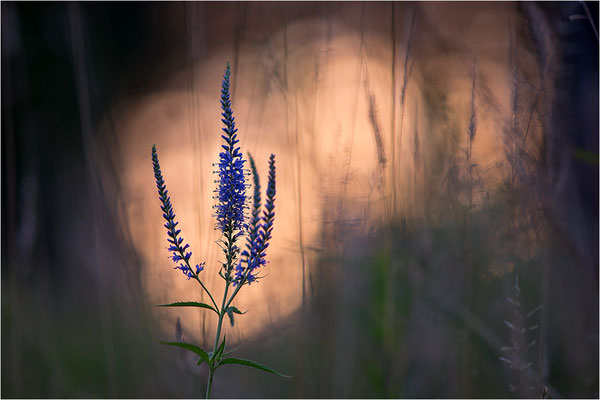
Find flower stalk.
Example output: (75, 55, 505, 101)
(151, 62, 286, 399)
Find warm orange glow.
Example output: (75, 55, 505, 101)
(109, 3, 550, 344)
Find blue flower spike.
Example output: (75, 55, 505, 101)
(257, 154, 276, 279)
(213, 62, 249, 281)
(235, 153, 261, 284)
(234, 153, 276, 286)
(214, 62, 247, 234)
(152, 144, 205, 279)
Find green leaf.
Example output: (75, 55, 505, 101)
(226, 308, 235, 327)
(156, 301, 218, 314)
(159, 341, 210, 365)
(213, 336, 226, 362)
(225, 306, 246, 327)
(223, 346, 240, 357)
(219, 357, 290, 378)
(228, 306, 247, 315)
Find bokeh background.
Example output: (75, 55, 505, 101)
(2, 2, 598, 398)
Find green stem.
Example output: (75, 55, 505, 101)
(214, 285, 229, 350)
(205, 247, 251, 398)
(176, 250, 220, 313)
(205, 286, 227, 399)
(223, 258, 255, 311)
(193, 274, 220, 314)
(205, 224, 235, 399)
(205, 368, 215, 399)
(224, 281, 243, 312)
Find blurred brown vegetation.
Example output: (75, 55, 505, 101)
(2, 2, 598, 398)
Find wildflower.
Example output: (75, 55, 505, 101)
(152, 64, 286, 398)
(234, 154, 261, 284)
(258, 153, 276, 269)
(152, 144, 204, 279)
(214, 62, 248, 236)
(262, 154, 277, 252)
(234, 153, 276, 285)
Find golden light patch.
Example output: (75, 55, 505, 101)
(106, 3, 552, 344)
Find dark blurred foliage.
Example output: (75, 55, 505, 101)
(2, 2, 598, 398)
(2, 2, 199, 397)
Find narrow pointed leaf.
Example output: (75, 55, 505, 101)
(223, 346, 240, 357)
(159, 341, 210, 365)
(219, 357, 290, 378)
(214, 336, 227, 363)
(156, 302, 218, 314)
(225, 306, 246, 327)
(226, 308, 235, 327)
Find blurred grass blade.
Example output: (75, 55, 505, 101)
(219, 357, 290, 377)
(159, 341, 210, 365)
(157, 301, 218, 314)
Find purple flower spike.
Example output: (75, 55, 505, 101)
(234, 153, 276, 285)
(152, 144, 202, 280)
(214, 62, 248, 236)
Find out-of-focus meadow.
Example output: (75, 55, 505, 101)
(2, 2, 598, 398)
